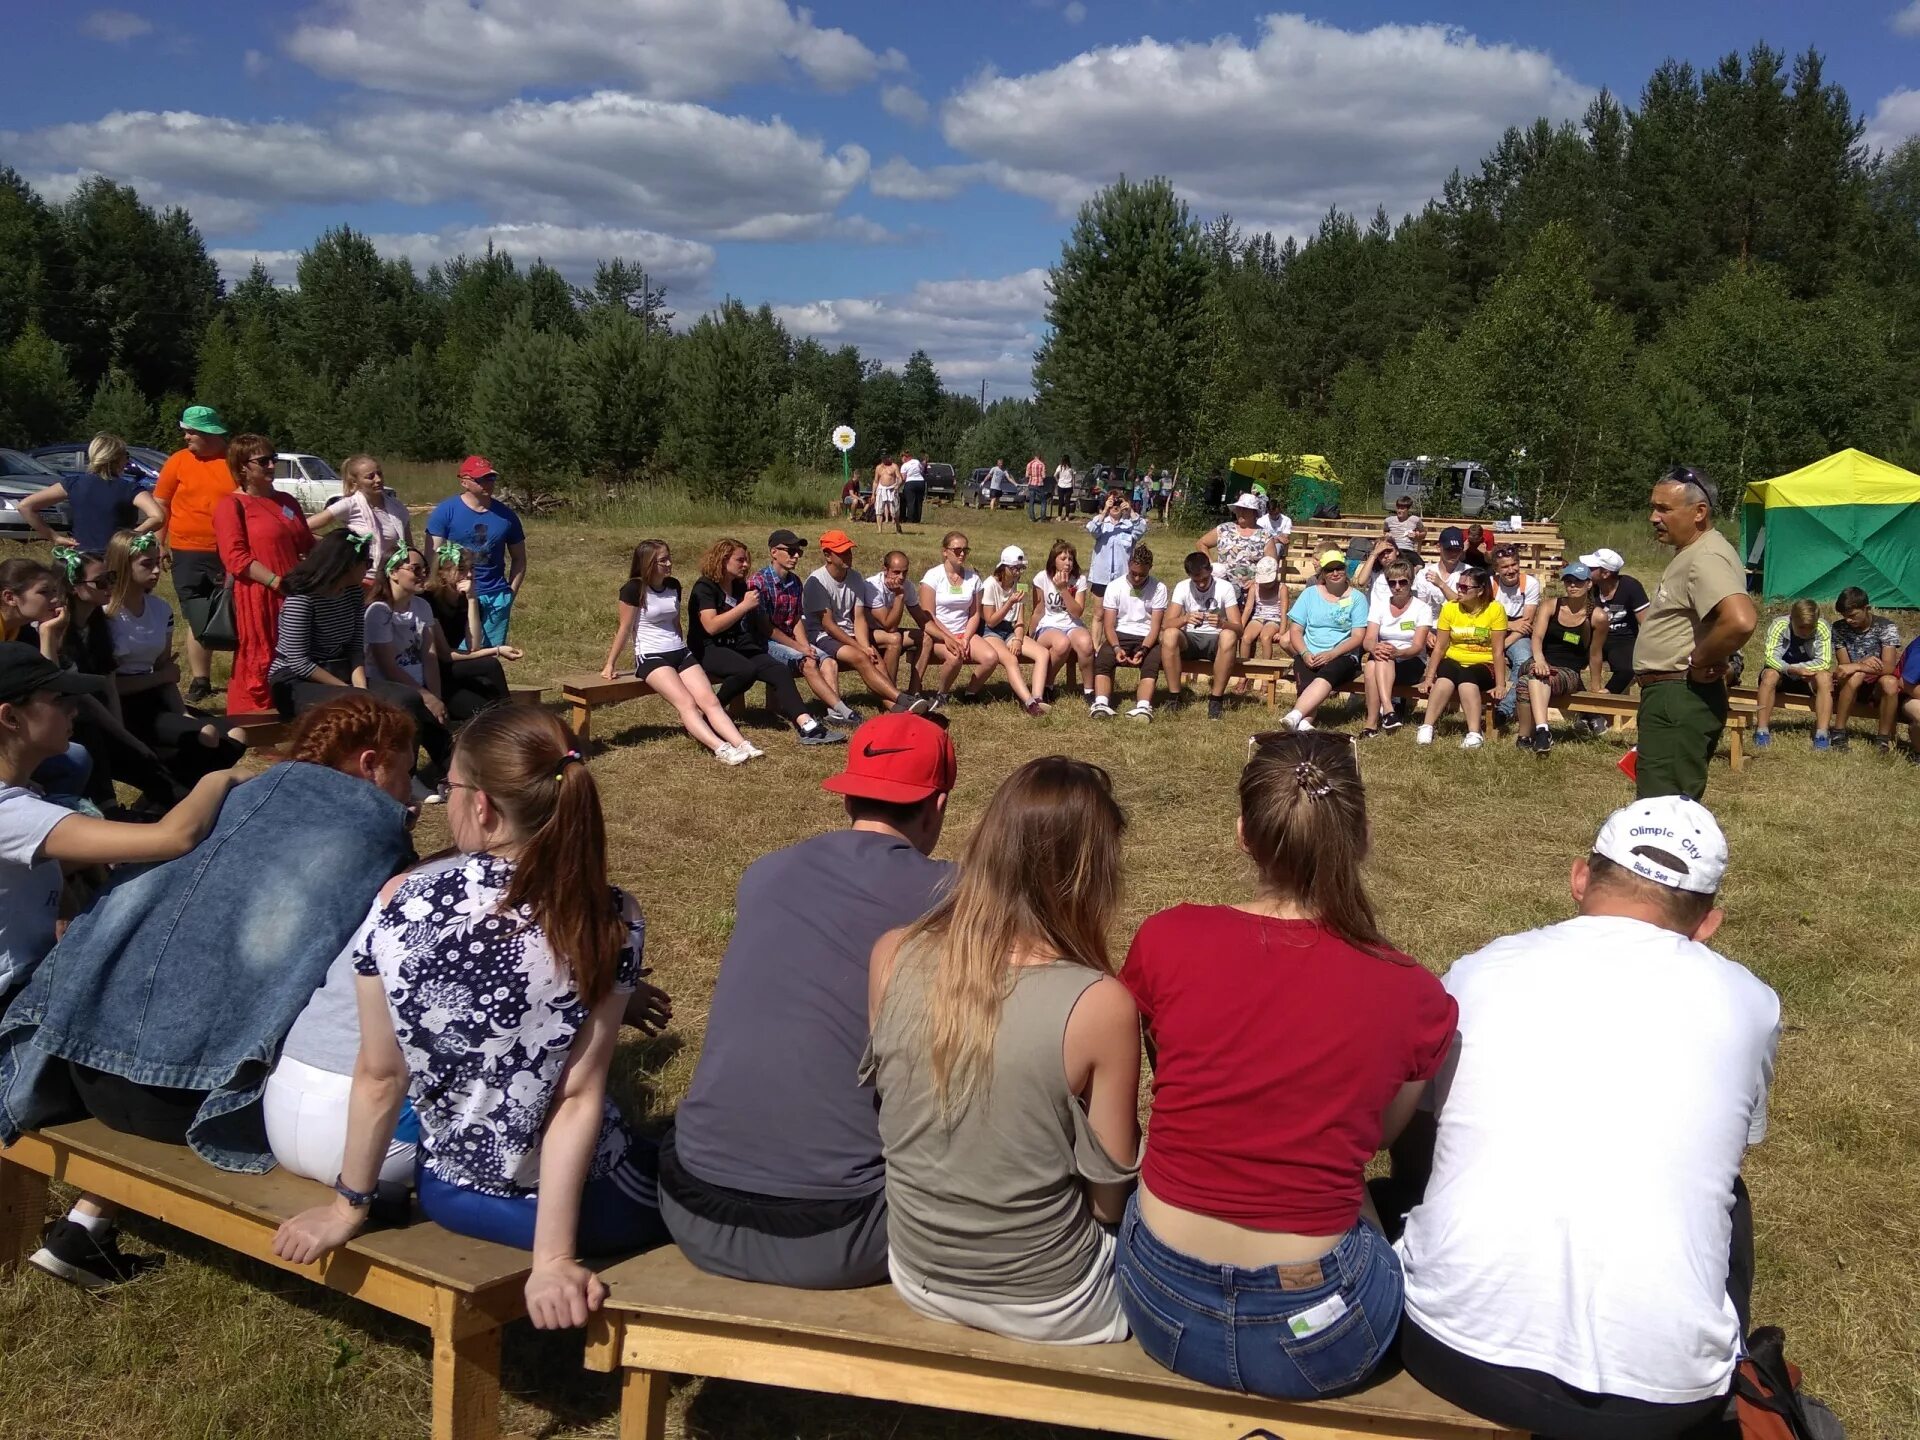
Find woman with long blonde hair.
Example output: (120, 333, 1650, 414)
(866, 757, 1140, 1343)
(309, 454, 411, 571)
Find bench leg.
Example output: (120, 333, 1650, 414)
(570, 700, 593, 744)
(1728, 726, 1745, 774)
(618, 1367, 670, 1440)
(0, 1151, 49, 1274)
(430, 1293, 501, 1440)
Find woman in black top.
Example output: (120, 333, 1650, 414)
(422, 543, 519, 718)
(1520, 563, 1606, 754)
(690, 538, 844, 747)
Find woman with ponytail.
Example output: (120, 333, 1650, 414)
(274, 705, 669, 1329)
(1113, 730, 1457, 1399)
(866, 758, 1141, 1343)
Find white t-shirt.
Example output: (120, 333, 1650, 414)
(1054, 464, 1076, 491)
(1377, 570, 1447, 611)
(1102, 576, 1168, 639)
(1170, 577, 1238, 637)
(364, 596, 435, 684)
(1420, 561, 1467, 600)
(920, 565, 981, 633)
(107, 595, 174, 675)
(1397, 914, 1780, 1406)
(619, 579, 684, 657)
(1494, 573, 1542, 622)
(1032, 572, 1089, 632)
(862, 571, 905, 617)
(980, 574, 1025, 630)
(1256, 512, 1293, 543)
(0, 785, 69, 995)
(900, 458, 925, 484)
(1366, 594, 1436, 653)
(802, 566, 861, 648)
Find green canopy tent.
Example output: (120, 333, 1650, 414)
(1739, 449, 1920, 609)
(1230, 453, 1341, 518)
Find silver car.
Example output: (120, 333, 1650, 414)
(0, 450, 72, 539)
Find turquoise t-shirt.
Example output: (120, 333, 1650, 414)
(1288, 585, 1367, 653)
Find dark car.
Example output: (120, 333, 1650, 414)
(0, 450, 74, 539)
(30, 443, 166, 490)
(962, 467, 994, 508)
(923, 462, 957, 502)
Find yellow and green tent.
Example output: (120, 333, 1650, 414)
(1740, 449, 1920, 609)
(1230, 453, 1341, 517)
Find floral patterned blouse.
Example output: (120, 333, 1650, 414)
(355, 852, 643, 1198)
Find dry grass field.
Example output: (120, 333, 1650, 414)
(2, 480, 1917, 1440)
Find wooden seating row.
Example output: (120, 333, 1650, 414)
(221, 686, 546, 752)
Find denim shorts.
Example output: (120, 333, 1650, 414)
(1115, 1194, 1403, 1400)
(767, 639, 828, 669)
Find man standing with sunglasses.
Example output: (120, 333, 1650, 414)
(1632, 468, 1756, 800)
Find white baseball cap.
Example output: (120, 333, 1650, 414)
(1232, 491, 1263, 512)
(1254, 556, 1280, 583)
(1579, 548, 1625, 572)
(1592, 797, 1728, 895)
(998, 545, 1027, 568)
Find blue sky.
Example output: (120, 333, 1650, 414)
(5, 1, 1917, 395)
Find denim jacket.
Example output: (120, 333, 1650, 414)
(1085, 514, 1147, 585)
(0, 761, 412, 1172)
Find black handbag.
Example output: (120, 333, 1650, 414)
(184, 580, 236, 650)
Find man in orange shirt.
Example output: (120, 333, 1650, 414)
(153, 405, 237, 703)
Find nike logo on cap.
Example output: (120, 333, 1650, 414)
(863, 742, 913, 758)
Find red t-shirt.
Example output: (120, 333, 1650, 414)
(1121, 904, 1457, 1234)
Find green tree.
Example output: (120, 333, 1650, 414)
(86, 367, 156, 442)
(573, 311, 669, 483)
(669, 299, 781, 505)
(1034, 176, 1211, 470)
(901, 349, 944, 443)
(957, 399, 1042, 477)
(0, 323, 82, 445)
(465, 307, 583, 499)
(579, 258, 673, 332)
(0, 168, 64, 350)
(292, 226, 390, 384)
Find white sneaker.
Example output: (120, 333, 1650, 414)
(716, 744, 752, 766)
(1416, 725, 1435, 746)
(1296, 716, 1315, 732)
(1460, 732, 1484, 750)
(739, 742, 766, 759)
(1281, 709, 1304, 732)
(1128, 701, 1154, 721)
(1090, 697, 1115, 718)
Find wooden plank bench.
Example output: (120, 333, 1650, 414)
(1562, 689, 1756, 773)
(582, 1246, 1522, 1440)
(0, 1119, 530, 1440)
(221, 686, 544, 751)
(559, 674, 659, 743)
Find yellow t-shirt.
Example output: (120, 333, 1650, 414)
(1437, 600, 1507, 666)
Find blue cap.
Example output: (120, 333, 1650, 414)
(1561, 561, 1592, 581)
(1439, 526, 1465, 547)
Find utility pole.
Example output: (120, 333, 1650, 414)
(979, 378, 986, 409)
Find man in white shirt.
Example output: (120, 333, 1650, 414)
(1384, 494, 1425, 550)
(898, 453, 927, 525)
(1090, 547, 1166, 721)
(1160, 551, 1240, 721)
(1393, 796, 1778, 1440)
(1489, 545, 1542, 728)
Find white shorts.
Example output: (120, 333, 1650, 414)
(887, 1226, 1129, 1346)
(264, 1053, 417, 1190)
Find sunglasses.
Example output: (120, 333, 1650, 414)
(250, 455, 278, 467)
(948, 546, 970, 556)
(1388, 578, 1412, 588)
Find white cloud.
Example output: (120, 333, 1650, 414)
(81, 9, 153, 43)
(1865, 88, 1920, 153)
(869, 157, 987, 201)
(243, 49, 269, 77)
(881, 84, 931, 126)
(284, 0, 903, 101)
(940, 13, 1592, 235)
(8, 94, 872, 241)
(1893, 2, 1920, 37)
(774, 269, 1048, 394)
(210, 248, 304, 287)
(1063, 2, 1087, 25)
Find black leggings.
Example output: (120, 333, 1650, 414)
(121, 689, 245, 785)
(699, 645, 809, 724)
(1603, 633, 1635, 695)
(70, 711, 188, 808)
(445, 655, 511, 722)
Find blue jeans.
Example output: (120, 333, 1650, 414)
(1027, 490, 1046, 521)
(475, 590, 515, 648)
(31, 742, 94, 803)
(416, 1138, 669, 1256)
(1116, 1195, 1403, 1399)
(1496, 635, 1532, 718)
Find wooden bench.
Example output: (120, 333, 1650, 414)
(1562, 689, 1756, 773)
(583, 1247, 1521, 1440)
(0, 1119, 530, 1440)
(222, 710, 292, 748)
(559, 674, 660, 743)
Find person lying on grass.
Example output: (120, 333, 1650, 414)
(601, 538, 761, 766)
(868, 755, 1140, 1344)
(0, 642, 238, 1291)
(273, 705, 670, 1330)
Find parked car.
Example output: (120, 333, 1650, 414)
(1382, 457, 1520, 519)
(0, 451, 73, 539)
(962, 467, 994, 508)
(923, 462, 957, 503)
(29, 443, 168, 489)
(273, 453, 344, 514)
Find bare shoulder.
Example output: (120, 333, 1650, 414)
(1072, 972, 1139, 1030)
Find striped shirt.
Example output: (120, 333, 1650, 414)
(270, 590, 366, 684)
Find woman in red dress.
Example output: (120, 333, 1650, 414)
(214, 434, 316, 714)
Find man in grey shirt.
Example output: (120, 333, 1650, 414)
(660, 713, 956, 1287)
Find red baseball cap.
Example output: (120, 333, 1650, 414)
(821, 713, 957, 805)
(819, 529, 856, 554)
(458, 455, 498, 481)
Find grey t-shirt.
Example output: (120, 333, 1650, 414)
(802, 566, 860, 649)
(0, 785, 69, 995)
(279, 912, 377, 1072)
(673, 828, 953, 1200)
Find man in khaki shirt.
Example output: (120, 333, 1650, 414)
(1631, 468, 1758, 799)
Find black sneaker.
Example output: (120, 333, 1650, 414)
(29, 1219, 163, 1290)
(1531, 725, 1553, 755)
(796, 724, 847, 746)
(1207, 698, 1224, 721)
(1379, 712, 1404, 734)
(183, 678, 213, 704)
(1831, 731, 1851, 752)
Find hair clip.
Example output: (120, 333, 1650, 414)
(554, 749, 584, 781)
(435, 541, 463, 565)
(127, 533, 158, 553)
(1293, 760, 1333, 799)
(343, 532, 372, 556)
(51, 547, 85, 582)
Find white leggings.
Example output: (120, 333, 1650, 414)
(263, 1054, 416, 1191)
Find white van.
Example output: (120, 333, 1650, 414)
(272, 453, 344, 514)
(1383, 457, 1514, 518)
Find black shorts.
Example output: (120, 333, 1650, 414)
(1294, 652, 1363, 689)
(1437, 657, 1496, 689)
(1373, 653, 1426, 686)
(170, 547, 225, 603)
(1771, 672, 1819, 697)
(635, 648, 700, 679)
(1089, 581, 1110, 597)
(1178, 630, 1222, 660)
(1093, 639, 1163, 680)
